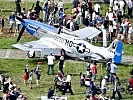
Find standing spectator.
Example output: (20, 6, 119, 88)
(28, 70, 33, 89)
(23, 64, 29, 85)
(53, 3, 58, 18)
(113, 19, 117, 37)
(58, 56, 65, 75)
(121, 19, 126, 43)
(63, 14, 67, 26)
(108, 22, 114, 41)
(127, 24, 133, 44)
(0, 18, 2, 34)
(101, 76, 108, 97)
(117, 11, 123, 25)
(97, 14, 103, 24)
(88, 0, 93, 21)
(92, 10, 97, 27)
(94, 3, 100, 17)
(110, 0, 114, 7)
(79, 72, 85, 86)
(81, 1, 87, 23)
(14, 13, 21, 36)
(117, 25, 124, 42)
(119, 0, 125, 16)
(15, 0, 21, 14)
(91, 61, 97, 80)
(34, 1, 42, 15)
(110, 61, 117, 84)
(9, 12, 15, 33)
(125, 17, 131, 35)
(69, 17, 75, 31)
(111, 76, 122, 100)
(106, 59, 112, 82)
(42, 1, 49, 22)
(113, 0, 119, 14)
(35, 62, 42, 86)
(127, 0, 133, 18)
(0, 16, 4, 34)
(123, 0, 127, 14)
(47, 53, 55, 75)
(58, 0, 64, 10)
(108, 10, 113, 25)
(73, 0, 79, 8)
(59, 8, 64, 25)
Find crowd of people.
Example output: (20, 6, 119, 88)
(0, 0, 133, 44)
(0, 74, 27, 100)
(0, 0, 133, 99)
(79, 59, 123, 100)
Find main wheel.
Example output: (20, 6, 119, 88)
(27, 51, 35, 58)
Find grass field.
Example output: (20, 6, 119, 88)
(0, 1, 133, 100)
(0, 59, 133, 100)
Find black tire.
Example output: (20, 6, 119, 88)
(27, 51, 35, 58)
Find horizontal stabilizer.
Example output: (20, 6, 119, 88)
(70, 27, 101, 39)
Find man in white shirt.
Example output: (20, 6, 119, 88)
(110, 61, 117, 84)
(94, 3, 100, 16)
(119, 0, 125, 15)
(58, 0, 64, 10)
(127, 24, 133, 44)
(47, 53, 55, 75)
(101, 76, 108, 97)
(127, 0, 133, 18)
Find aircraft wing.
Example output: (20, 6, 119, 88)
(12, 38, 71, 53)
(70, 27, 101, 39)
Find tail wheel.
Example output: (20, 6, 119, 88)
(27, 51, 35, 58)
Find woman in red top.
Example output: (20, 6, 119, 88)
(23, 72, 28, 85)
(91, 61, 97, 80)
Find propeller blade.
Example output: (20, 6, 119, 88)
(16, 16, 25, 23)
(17, 26, 25, 42)
(57, 26, 62, 34)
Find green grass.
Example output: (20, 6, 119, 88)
(0, 1, 133, 99)
(0, 59, 133, 99)
(0, 33, 36, 49)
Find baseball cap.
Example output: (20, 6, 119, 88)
(38, 62, 42, 65)
(104, 76, 108, 79)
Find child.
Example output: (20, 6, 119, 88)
(28, 70, 33, 89)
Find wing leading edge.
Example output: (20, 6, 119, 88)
(12, 38, 71, 54)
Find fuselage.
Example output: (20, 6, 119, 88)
(22, 19, 113, 61)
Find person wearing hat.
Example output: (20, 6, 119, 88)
(35, 62, 42, 86)
(9, 12, 15, 33)
(23, 65, 29, 85)
(111, 76, 122, 100)
(110, 60, 117, 84)
(127, 24, 133, 44)
(47, 53, 55, 75)
(28, 70, 33, 89)
(58, 56, 65, 75)
(101, 76, 108, 97)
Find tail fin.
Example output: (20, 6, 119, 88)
(107, 39, 123, 63)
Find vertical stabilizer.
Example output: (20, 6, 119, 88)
(113, 41, 123, 63)
(108, 39, 123, 63)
